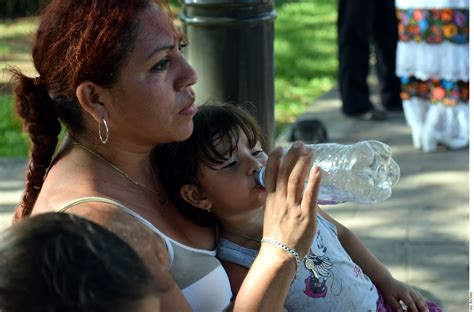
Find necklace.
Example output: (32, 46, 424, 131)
(72, 141, 168, 205)
(220, 229, 261, 243)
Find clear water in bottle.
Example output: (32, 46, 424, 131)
(255, 140, 400, 205)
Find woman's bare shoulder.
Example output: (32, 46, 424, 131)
(51, 200, 192, 310)
(74, 202, 168, 261)
(33, 198, 171, 272)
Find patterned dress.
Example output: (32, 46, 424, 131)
(396, 0, 469, 152)
(218, 214, 444, 311)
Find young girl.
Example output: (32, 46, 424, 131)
(155, 103, 442, 311)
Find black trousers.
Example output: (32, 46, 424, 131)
(337, 0, 401, 115)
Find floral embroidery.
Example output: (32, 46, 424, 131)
(397, 9, 469, 44)
(400, 76, 469, 106)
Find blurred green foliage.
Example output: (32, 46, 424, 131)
(274, 0, 337, 124)
(0, 0, 49, 18)
(0, 93, 29, 156)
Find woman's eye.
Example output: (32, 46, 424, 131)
(252, 150, 263, 156)
(151, 59, 170, 71)
(223, 161, 237, 169)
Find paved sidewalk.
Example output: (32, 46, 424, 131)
(0, 88, 469, 311)
(0, 158, 26, 227)
(278, 87, 469, 311)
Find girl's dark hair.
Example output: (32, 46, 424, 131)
(0, 212, 161, 312)
(153, 103, 265, 226)
(10, 0, 173, 222)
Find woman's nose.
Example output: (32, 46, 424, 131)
(175, 55, 198, 91)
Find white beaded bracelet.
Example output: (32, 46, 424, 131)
(261, 237, 301, 273)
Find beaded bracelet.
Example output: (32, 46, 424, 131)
(261, 237, 301, 273)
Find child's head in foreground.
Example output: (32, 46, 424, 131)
(154, 103, 268, 226)
(0, 212, 163, 312)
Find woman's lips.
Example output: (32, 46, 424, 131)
(179, 101, 197, 116)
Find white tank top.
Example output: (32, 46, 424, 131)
(57, 196, 232, 312)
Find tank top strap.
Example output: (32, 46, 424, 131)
(56, 196, 174, 268)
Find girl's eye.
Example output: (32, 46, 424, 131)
(178, 41, 188, 53)
(223, 161, 237, 169)
(151, 59, 170, 72)
(252, 150, 263, 156)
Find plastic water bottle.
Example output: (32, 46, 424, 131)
(255, 140, 400, 205)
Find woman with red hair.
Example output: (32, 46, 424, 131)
(9, 0, 321, 310)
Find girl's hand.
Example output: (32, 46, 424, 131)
(380, 277, 428, 312)
(261, 141, 321, 258)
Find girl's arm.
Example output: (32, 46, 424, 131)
(317, 207, 428, 312)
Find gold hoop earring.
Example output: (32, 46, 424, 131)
(98, 118, 109, 144)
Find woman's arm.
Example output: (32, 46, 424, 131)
(232, 142, 321, 311)
(223, 259, 289, 312)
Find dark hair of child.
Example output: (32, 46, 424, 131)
(0, 212, 162, 312)
(153, 103, 265, 227)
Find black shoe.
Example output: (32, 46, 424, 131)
(346, 109, 387, 121)
(385, 105, 403, 113)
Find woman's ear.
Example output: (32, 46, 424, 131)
(76, 81, 112, 123)
(180, 184, 212, 211)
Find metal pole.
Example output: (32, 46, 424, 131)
(180, 0, 276, 150)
